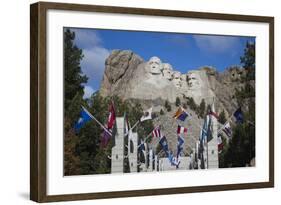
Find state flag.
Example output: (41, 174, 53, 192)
(140, 107, 153, 122)
(234, 107, 244, 123)
(107, 102, 116, 129)
(222, 122, 232, 137)
(209, 111, 219, 119)
(173, 107, 190, 121)
(159, 136, 169, 156)
(177, 125, 188, 135)
(176, 136, 185, 159)
(74, 107, 92, 132)
(152, 126, 162, 138)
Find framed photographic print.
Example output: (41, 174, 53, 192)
(30, 1, 274, 202)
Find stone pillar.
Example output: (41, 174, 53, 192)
(148, 149, 153, 172)
(139, 143, 148, 172)
(207, 103, 219, 169)
(158, 159, 163, 171)
(154, 155, 158, 172)
(128, 132, 138, 172)
(111, 117, 124, 173)
(144, 143, 148, 169)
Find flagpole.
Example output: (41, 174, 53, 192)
(81, 106, 112, 136)
(143, 128, 156, 142)
(131, 120, 140, 131)
(217, 108, 242, 134)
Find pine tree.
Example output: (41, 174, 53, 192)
(165, 100, 171, 112)
(64, 28, 88, 175)
(240, 41, 255, 80)
(218, 110, 227, 124)
(64, 28, 88, 112)
(175, 97, 181, 106)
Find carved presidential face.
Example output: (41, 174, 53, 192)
(163, 69, 173, 80)
(172, 71, 182, 88)
(146, 56, 162, 74)
(162, 63, 173, 80)
(187, 72, 202, 90)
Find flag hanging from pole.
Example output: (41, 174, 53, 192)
(176, 135, 185, 159)
(159, 136, 169, 156)
(74, 107, 92, 132)
(222, 122, 232, 137)
(140, 107, 153, 122)
(168, 153, 180, 168)
(100, 101, 116, 148)
(138, 139, 145, 153)
(173, 107, 190, 121)
(233, 107, 244, 123)
(101, 129, 112, 148)
(218, 135, 223, 152)
(177, 125, 188, 135)
(107, 101, 116, 129)
(152, 126, 162, 138)
(199, 116, 208, 143)
(209, 111, 219, 119)
(124, 112, 131, 137)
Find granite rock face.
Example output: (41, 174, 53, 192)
(100, 50, 245, 116)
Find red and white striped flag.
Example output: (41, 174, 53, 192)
(209, 111, 219, 119)
(177, 125, 187, 134)
(152, 126, 162, 138)
(107, 101, 116, 129)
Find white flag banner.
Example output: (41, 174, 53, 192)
(222, 122, 232, 137)
(140, 107, 153, 122)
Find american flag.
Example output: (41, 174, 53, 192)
(152, 126, 162, 138)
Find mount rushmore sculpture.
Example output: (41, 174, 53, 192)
(100, 50, 218, 105)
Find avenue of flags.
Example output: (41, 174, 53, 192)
(74, 101, 246, 169)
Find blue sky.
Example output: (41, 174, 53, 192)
(68, 28, 255, 98)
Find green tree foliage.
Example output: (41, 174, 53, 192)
(186, 75, 191, 85)
(64, 28, 88, 112)
(186, 97, 197, 111)
(160, 109, 164, 115)
(240, 41, 255, 80)
(164, 100, 171, 112)
(186, 97, 206, 118)
(219, 41, 256, 168)
(220, 122, 255, 167)
(63, 28, 88, 175)
(198, 99, 206, 118)
(218, 110, 227, 124)
(235, 83, 255, 106)
(175, 97, 181, 106)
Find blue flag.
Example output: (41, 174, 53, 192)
(176, 136, 185, 158)
(74, 107, 92, 132)
(138, 139, 145, 152)
(168, 152, 180, 168)
(159, 136, 169, 156)
(234, 107, 244, 123)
